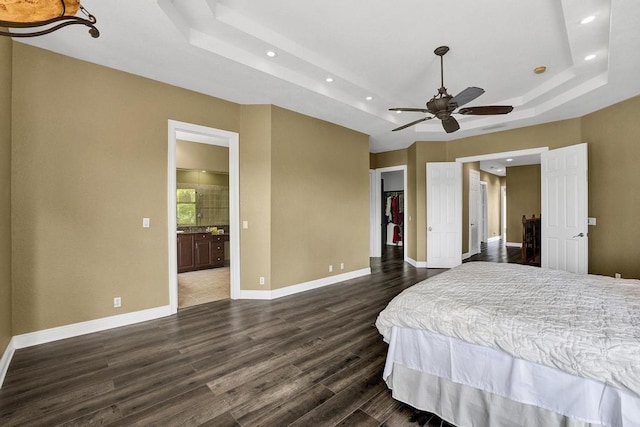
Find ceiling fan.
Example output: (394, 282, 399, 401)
(389, 46, 513, 133)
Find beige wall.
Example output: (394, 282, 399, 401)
(176, 140, 229, 173)
(582, 96, 640, 278)
(11, 43, 240, 334)
(271, 107, 370, 289)
(505, 165, 541, 244)
(480, 171, 502, 240)
(0, 37, 12, 355)
(238, 105, 272, 291)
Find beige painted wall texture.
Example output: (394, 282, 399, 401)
(176, 140, 229, 173)
(581, 96, 640, 278)
(238, 105, 272, 291)
(505, 165, 541, 244)
(0, 37, 12, 354)
(11, 43, 240, 334)
(271, 107, 370, 289)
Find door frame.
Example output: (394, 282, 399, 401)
(167, 120, 240, 313)
(370, 165, 407, 260)
(480, 181, 488, 243)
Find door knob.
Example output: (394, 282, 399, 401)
(428, 226, 432, 231)
(573, 232, 585, 238)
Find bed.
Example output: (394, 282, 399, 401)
(375, 262, 640, 427)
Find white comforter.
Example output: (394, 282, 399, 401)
(375, 262, 640, 396)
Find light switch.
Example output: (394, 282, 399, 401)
(243, 221, 249, 229)
(143, 217, 150, 228)
(588, 217, 596, 226)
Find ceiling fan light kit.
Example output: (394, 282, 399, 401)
(390, 45, 513, 133)
(0, 0, 99, 38)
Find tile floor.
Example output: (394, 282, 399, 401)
(178, 267, 230, 308)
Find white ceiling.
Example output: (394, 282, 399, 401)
(13, 0, 640, 153)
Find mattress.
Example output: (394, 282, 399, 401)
(376, 262, 640, 427)
(376, 262, 640, 396)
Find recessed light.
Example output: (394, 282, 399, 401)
(266, 50, 277, 58)
(396, 110, 402, 114)
(496, 169, 503, 172)
(366, 96, 373, 101)
(325, 77, 333, 83)
(506, 158, 513, 162)
(580, 15, 595, 24)
(201, 170, 207, 173)
(534, 66, 547, 74)
(585, 54, 597, 61)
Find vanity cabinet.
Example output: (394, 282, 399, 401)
(177, 233, 228, 273)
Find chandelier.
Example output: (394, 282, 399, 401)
(0, 0, 99, 38)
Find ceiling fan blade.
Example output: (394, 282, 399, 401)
(449, 86, 485, 108)
(392, 116, 432, 131)
(458, 105, 514, 115)
(442, 116, 460, 133)
(389, 107, 430, 113)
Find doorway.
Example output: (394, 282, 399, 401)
(167, 120, 240, 314)
(370, 166, 407, 262)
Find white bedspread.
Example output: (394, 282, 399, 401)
(375, 262, 640, 397)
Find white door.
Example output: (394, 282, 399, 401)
(469, 169, 480, 255)
(427, 162, 462, 268)
(541, 143, 588, 273)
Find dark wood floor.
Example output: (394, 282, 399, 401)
(0, 246, 452, 426)
(465, 239, 522, 264)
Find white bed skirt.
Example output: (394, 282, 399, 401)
(383, 327, 640, 427)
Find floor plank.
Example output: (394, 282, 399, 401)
(1, 243, 512, 426)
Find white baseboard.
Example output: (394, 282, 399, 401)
(462, 252, 471, 260)
(506, 242, 523, 248)
(406, 257, 428, 268)
(0, 337, 16, 389)
(12, 305, 172, 350)
(487, 236, 501, 243)
(239, 268, 371, 300)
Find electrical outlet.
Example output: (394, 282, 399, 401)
(329, 265, 333, 273)
(142, 217, 150, 228)
(113, 297, 122, 308)
(340, 263, 344, 270)
(615, 273, 621, 279)
(259, 276, 265, 285)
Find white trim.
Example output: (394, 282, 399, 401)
(0, 337, 16, 388)
(369, 170, 376, 258)
(506, 242, 523, 248)
(11, 305, 172, 350)
(168, 120, 241, 310)
(487, 236, 502, 243)
(239, 268, 371, 300)
(406, 257, 428, 268)
(462, 252, 471, 260)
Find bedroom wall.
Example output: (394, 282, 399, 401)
(270, 106, 370, 289)
(0, 36, 12, 356)
(581, 95, 640, 279)
(505, 165, 541, 245)
(10, 43, 241, 334)
(238, 105, 272, 291)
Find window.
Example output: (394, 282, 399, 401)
(177, 189, 196, 225)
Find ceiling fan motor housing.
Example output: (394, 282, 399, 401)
(427, 96, 456, 119)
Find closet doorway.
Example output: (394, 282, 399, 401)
(371, 166, 407, 262)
